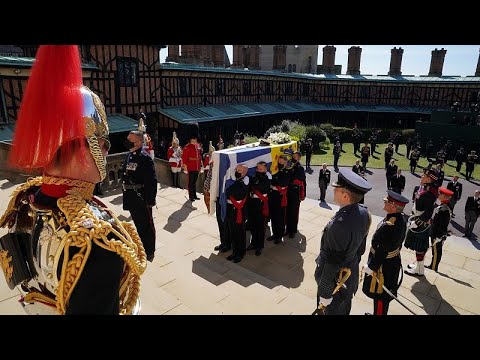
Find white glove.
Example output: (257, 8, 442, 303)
(362, 265, 373, 276)
(319, 297, 333, 307)
(409, 220, 418, 229)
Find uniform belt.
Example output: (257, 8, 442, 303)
(270, 185, 286, 191)
(122, 184, 144, 190)
(251, 193, 268, 199)
(369, 247, 401, 259)
(188, 157, 198, 161)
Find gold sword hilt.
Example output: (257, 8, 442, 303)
(314, 268, 352, 315)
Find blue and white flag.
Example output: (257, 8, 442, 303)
(209, 141, 297, 221)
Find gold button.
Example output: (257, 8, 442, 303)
(48, 255, 54, 264)
(47, 273, 53, 279)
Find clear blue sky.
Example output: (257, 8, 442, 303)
(160, 45, 480, 76)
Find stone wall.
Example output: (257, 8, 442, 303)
(0, 143, 206, 193)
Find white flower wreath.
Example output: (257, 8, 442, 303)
(266, 132, 291, 144)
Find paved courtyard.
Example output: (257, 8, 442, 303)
(0, 174, 479, 315)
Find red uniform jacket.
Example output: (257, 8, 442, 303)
(182, 143, 202, 172)
(167, 146, 182, 168)
(203, 154, 211, 171)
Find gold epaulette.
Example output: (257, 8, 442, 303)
(0, 177, 43, 228)
(386, 217, 397, 226)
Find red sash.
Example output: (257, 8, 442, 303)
(276, 185, 288, 207)
(292, 179, 305, 201)
(229, 195, 248, 224)
(253, 189, 269, 217)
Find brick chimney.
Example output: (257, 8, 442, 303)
(199, 46, 214, 66)
(166, 45, 179, 62)
(346, 46, 362, 75)
(322, 45, 336, 74)
(475, 49, 480, 76)
(428, 48, 447, 77)
(180, 45, 195, 58)
(232, 45, 242, 68)
(273, 45, 287, 71)
(388, 47, 404, 76)
(249, 45, 260, 70)
(212, 45, 225, 67)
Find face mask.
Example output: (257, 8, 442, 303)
(278, 164, 284, 170)
(124, 140, 135, 150)
(235, 171, 242, 179)
(256, 171, 266, 177)
(292, 159, 298, 163)
(435, 199, 441, 205)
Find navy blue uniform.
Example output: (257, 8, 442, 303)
(384, 147, 394, 169)
(427, 203, 452, 272)
(362, 212, 406, 315)
(390, 173, 406, 195)
(315, 203, 371, 315)
(333, 144, 341, 171)
(122, 148, 158, 259)
(248, 172, 271, 252)
(225, 178, 249, 262)
(286, 162, 306, 237)
(318, 168, 331, 202)
(466, 154, 478, 180)
(304, 142, 313, 170)
(268, 167, 292, 243)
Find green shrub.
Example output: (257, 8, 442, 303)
(319, 137, 331, 150)
(288, 123, 307, 143)
(305, 125, 327, 150)
(289, 135, 300, 144)
(319, 123, 335, 136)
(401, 129, 416, 139)
(243, 134, 259, 144)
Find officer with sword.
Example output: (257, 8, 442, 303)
(361, 190, 409, 315)
(313, 169, 372, 315)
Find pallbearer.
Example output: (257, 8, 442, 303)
(286, 151, 306, 238)
(267, 156, 292, 244)
(225, 164, 250, 263)
(247, 161, 271, 256)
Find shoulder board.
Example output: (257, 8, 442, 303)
(386, 217, 396, 226)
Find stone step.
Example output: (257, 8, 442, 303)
(144, 244, 316, 314)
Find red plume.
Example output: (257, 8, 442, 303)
(8, 45, 85, 170)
